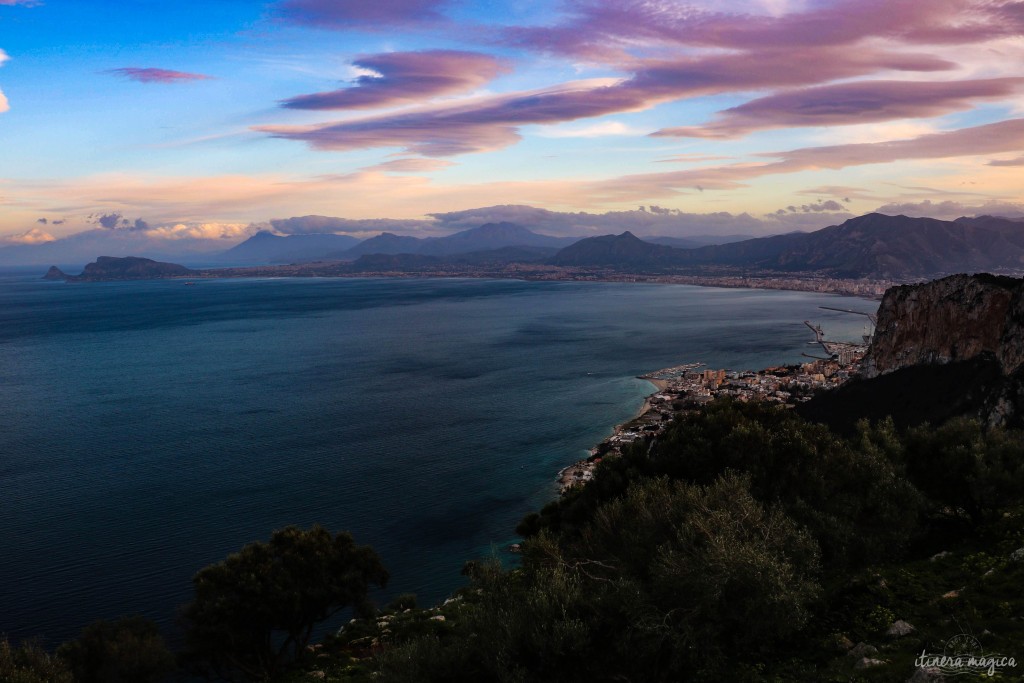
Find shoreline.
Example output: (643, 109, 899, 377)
(53, 266, 895, 300)
(630, 378, 668, 423)
(556, 351, 865, 494)
(557, 376, 667, 492)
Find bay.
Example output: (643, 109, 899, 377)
(0, 275, 875, 645)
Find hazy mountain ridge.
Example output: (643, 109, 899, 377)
(339, 232, 428, 258)
(549, 231, 682, 266)
(217, 231, 360, 264)
(0, 229, 227, 268)
(643, 234, 754, 249)
(29, 212, 1024, 279)
(551, 213, 1024, 278)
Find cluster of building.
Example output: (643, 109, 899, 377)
(557, 353, 865, 493)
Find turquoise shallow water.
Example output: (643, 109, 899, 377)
(0, 275, 875, 645)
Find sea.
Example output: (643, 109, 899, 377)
(0, 274, 876, 646)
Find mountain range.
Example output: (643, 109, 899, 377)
(1, 219, 752, 269)
(333, 222, 575, 260)
(217, 231, 360, 264)
(20, 212, 1024, 281)
(552, 213, 1024, 279)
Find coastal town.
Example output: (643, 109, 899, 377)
(557, 342, 867, 493)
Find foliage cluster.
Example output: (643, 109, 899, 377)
(364, 400, 1024, 681)
(9, 400, 1024, 682)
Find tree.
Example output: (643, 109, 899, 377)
(56, 615, 174, 683)
(0, 637, 73, 683)
(181, 525, 388, 682)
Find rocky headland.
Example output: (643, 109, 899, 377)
(44, 256, 197, 282)
(863, 273, 1024, 377)
(801, 272, 1024, 431)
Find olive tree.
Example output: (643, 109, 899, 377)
(181, 525, 388, 682)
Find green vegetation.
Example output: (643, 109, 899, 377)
(312, 400, 1024, 682)
(0, 637, 73, 683)
(180, 525, 388, 682)
(8, 400, 1024, 681)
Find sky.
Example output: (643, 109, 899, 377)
(1, 0, 1023, 249)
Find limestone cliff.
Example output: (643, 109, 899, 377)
(802, 273, 1024, 431)
(862, 273, 1024, 378)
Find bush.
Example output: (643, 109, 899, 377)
(902, 418, 1024, 524)
(180, 525, 388, 682)
(57, 616, 174, 683)
(0, 637, 73, 683)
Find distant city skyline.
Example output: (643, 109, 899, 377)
(2, 0, 1023, 247)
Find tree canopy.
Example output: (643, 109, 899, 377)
(181, 525, 388, 682)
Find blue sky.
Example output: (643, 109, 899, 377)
(1, 0, 1023, 247)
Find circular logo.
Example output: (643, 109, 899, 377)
(943, 634, 982, 658)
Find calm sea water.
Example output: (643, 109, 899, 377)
(0, 275, 875, 645)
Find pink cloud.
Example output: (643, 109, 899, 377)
(988, 156, 1024, 166)
(281, 50, 509, 110)
(260, 79, 645, 156)
(106, 68, 213, 84)
(506, 0, 1024, 60)
(266, 0, 1024, 160)
(7, 118, 1022, 234)
(873, 199, 1024, 219)
(2, 227, 55, 244)
(584, 118, 1024, 202)
(367, 158, 456, 173)
(656, 78, 1024, 139)
(262, 46, 953, 157)
(275, 0, 449, 29)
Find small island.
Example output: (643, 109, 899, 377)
(44, 256, 197, 282)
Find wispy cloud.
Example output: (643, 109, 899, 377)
(504, 0, 1024, 61)
(280, 50, 509, 110)
(262, 43, 954, 156)
(537, 121, 647, 138)
(988, 155, 1024, 166)
(365, 158, 456, 173)
(105, 68, 213, 84)
(275, 0, 451, 29)
(6, 119, 1023, 237)
(583, 118, 1024, 201)
(873, 199, 1024, 219)
(0, 48, 9, 113)
(656, 78, 1024, 139)
(1, 227, 54, 244)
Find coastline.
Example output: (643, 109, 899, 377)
(556, 350, 866, 494)
(631, 378, 668, 422)
(557, 377, 665, 492)
(53, 263, 895, 300)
